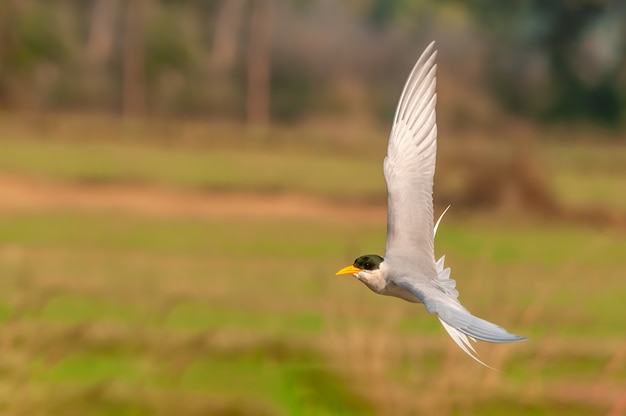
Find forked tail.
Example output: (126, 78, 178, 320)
(433, 207, 526, 367)
(433, 255, 527, 367)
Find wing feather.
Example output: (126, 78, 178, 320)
(384, 42, 438, 271)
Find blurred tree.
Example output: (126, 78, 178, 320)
(82, 0, 118, 107)
(85, 0, 118, 69)
(210, 0, 244, 73)
(0, 0, 621, 128)
(465, 0, 626, 126)
(0, 1, 68, 109)
(246, 0, 274, 125)
(205, 0, 245, 118)
(366, 0, 395, 27)
(145, 12, 193, 80)
(144, 3, 196, 115)
(122, 0, 147, 116)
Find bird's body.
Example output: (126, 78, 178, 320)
(353, 260, 419, 303)
(336, 42, 526, 367)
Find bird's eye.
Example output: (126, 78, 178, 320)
(364, 263, 372, 269)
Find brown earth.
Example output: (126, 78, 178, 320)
(0, 174, 386, 223)
(1, 173, 623, 230)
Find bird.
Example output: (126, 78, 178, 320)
(336, 41, 526, 367)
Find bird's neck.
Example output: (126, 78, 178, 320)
(357, 268, 388, 294)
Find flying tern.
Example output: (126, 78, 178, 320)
(336, 42, 526, 366)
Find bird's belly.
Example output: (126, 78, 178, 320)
(383, 282, 422, 304)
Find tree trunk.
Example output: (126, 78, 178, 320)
(210, 0, 245, 73)
(246, 0, 274, 126)
(86, 0, 118, 68)
(122, 0, 146, 116)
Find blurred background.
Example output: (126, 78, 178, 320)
(0, 0, 625, 414)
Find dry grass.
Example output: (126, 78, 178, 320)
(0, 209, 624, 415)
(0, 116, 624, 414)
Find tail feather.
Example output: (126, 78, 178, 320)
(437, 309, 526, 368)
(435, 255, 458, 297)
(438, 317, 495, 369)
(438, 307, 528, 343)
(430, 204, 526, 368)
(434, 301, 527, 369)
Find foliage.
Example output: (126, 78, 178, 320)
(462, 0, 626, 124)
(0, 0, 623, 127)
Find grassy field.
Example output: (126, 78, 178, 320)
(0, 139, 385, 202)
(1, 116, 626, 210)
(0, 119, 625, 415)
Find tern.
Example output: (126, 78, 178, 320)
(336, 42, 526, 366)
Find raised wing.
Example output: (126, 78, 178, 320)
(384, 42, 438, 271)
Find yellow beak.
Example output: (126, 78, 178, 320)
(336, 265, 362, 276)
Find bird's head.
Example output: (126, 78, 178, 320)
(336, 254, 385, 282)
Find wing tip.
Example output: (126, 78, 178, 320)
(425, 42, 438, 65)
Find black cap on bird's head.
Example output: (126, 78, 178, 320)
(336, 254, 384, 275)
(354, 254, 384, 270)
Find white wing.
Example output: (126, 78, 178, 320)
(384, 41, 438, 271)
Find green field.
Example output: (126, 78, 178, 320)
(0, 139, 385, 201)
(0, 123, 625, 415)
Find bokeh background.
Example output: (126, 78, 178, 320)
(0, 1, 625, 415)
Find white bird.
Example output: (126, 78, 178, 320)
(336, 42, 526, 367)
